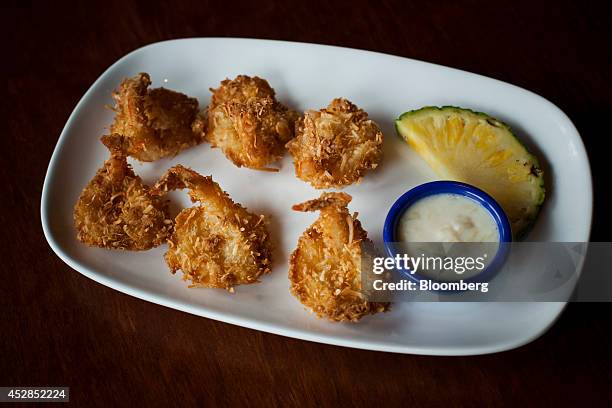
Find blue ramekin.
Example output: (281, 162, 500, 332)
(382, 181, 512, 285)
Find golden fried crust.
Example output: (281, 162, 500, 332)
(73, 134, 173, 250)
(206, 75, 298, 171)
(286, 98, 383, 189)
(110, 72, 202, 161)
(289, 193, 390, 322)
(151, 165, 272, 291)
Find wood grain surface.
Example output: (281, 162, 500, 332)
(3, 0, 612, 406)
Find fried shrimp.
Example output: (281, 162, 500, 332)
(205, 75, 298, 171)
(289, 193, 390, 322)
(152, 165, 272, 291)
(110, 72, 202, 161)
(286, 98, 384, 189)
(73, 134, 173, 250)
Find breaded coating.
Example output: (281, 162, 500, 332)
(286, 98, 383, 189)
(73, 134, 173, 250)
(110, 72, 202, 161)
(152, 165, 272, 291)
(205, 75, 298, 171)
(289, 193, 390, 322)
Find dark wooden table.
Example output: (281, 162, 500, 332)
(4, 0, 612, 406)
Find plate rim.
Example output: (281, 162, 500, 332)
(40, 37, 593, 356)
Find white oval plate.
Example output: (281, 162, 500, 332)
(41, 38, 592, 356)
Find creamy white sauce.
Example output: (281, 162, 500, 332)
(397, 193, 500, 281)
(398, 193, 499, 243)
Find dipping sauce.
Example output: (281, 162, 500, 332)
(398, 193, 499, 243)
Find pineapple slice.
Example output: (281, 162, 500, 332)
(395, 106, 545, 238)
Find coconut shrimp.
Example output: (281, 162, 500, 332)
(73, 134, 173, 250)
(152, 165, 272, 291)
(289, 192, 389, 321)
(205, 75, 298, 171)
(110, 72, 202, 161)
(286, 98, 383, 189)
